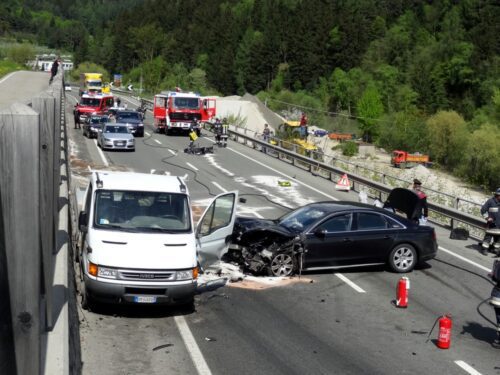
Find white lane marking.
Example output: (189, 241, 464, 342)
(174, 316, 212, 375)
(438, 246, 490, 272)
(154, 139, 162, 145)
(168, 149, 176, 155)
(335, 273, 366, 293)
(212, 182, 227, 193)
(145, 131, 151, 136)
(212, 139, 338, 200)
(454, 360, 482, 375)
(94, 139, 109, 167)
(186, 162, 199, 171)
(0, 71, 17, 84)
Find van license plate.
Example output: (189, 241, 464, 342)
(134, 296, 157, 303)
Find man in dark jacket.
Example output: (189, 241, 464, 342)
(49, 58, 59, 84)
(412, 179, 428, 224)
(481, 188, 500, 255)
(73, 104, 81, 129)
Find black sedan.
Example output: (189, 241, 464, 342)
(115, 110, 144, 137)
(82, 114, 108, 138)
(227, 199, 437, 277)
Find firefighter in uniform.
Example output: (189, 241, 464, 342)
(220, 120, 229, 147)
(214, 118, 223, 146)
(481, 188, 500, 255)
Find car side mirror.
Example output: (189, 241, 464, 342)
(79, 211, 88, 232)
(314, 228, 326, 237)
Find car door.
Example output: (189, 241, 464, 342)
(303, 213, 354, 269)
(350, 212, 397, 264)
(196, 191, 238, 269)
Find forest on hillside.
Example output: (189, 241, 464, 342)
(0, 0, 499, 189)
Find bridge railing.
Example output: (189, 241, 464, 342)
(0, 69, 70, 375)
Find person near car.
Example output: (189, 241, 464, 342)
(73, 104, 81, 129)
(488, 260, 500, 348)
(412, 179, 428, 224)
(480, 188, 500, 255)
(116, 97, 121, 107)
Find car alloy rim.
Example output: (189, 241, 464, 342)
(270, 253, 294, 276)
(394, 247, 414, 270)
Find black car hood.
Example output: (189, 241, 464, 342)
(234, 217, 294, 238)
(384, 188, 420, 220)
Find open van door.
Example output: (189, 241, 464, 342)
(196, 191, 238, 269)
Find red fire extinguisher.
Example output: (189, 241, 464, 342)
(396, 277, 409, 308)
(437, 314, 452, 349)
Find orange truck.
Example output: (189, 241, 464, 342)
(328, 133, 353, 141)
(391, 150, 431, 168)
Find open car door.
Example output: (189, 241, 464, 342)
(196, 191, 238, 269)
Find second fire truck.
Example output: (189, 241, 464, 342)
(153, 91, 216, 135)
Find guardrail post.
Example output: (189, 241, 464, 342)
(454, 197, 459, 210)
(0, 103, 41, 375)
(32, 93, 56, 331)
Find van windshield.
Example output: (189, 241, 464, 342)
(94, 190, 191, 232)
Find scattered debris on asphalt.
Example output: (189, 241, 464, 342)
(204, 337, 216, 342)
(152, 344, 173, 351)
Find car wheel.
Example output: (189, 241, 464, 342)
(268, 252, 296, 277)
(388, 243, 417, 273)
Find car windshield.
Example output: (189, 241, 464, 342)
(278, 205, 328, 233)
(80, 98, 101, 107)
(88, 80, 102, 87)
(116, 112, 141, 121)
(104, 126, 129, 134)
(90, 117, 107, 124)
(173, 97, 200, 110)
(94, 190, 191, 232)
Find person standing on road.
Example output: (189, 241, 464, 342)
(412, 179, 428, 224)
(489, 260, 500, 348)
(73, 104, 81, 129)
(480, 188, 500, 255)
(300, 112, 308, 139)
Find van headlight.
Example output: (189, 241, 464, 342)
(98, 266, 118, 279)
(176, 269, 194, 280)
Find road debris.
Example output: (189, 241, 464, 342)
(152, 343, 173, 351)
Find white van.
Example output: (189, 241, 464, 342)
(76, 171, 237, 309)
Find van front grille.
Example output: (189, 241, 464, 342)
(119, 270, 174, 281)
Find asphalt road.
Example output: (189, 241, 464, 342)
(0, 70, 51, 109)
(65, 91, 500, 375)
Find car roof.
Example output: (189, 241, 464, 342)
(304, 201, 395, 215)
(104, 122, 128, 127)
(91, 171, 189, 194)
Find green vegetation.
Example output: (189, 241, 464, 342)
(0, 60, 23, 78)
(0, 0, 498, 188)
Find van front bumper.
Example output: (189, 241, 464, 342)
(84, 275, 197, 305)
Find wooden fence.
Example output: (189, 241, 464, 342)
(0, 70, 65, 375)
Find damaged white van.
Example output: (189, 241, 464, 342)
(76, 171, 237, 309)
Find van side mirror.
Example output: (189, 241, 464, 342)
(314, 228, 326, 238)
(79, 211, 88, 232)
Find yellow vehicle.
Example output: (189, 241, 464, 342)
(102, 83, 111, 94)
(276, 120, 322, 160)
(79, 73, 103, 95)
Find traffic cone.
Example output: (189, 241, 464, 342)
(335, 174, 351, 191)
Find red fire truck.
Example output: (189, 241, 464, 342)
(153, 91, 216, 134)
(75, 93, 114, 123)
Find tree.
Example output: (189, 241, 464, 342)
(7, 43, 35, 65)
(425, 110, 468, 168)
(356, 83, 384, 142)
(458, 123, 500, 189)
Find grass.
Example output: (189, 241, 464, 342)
(0, 60, 24, 78)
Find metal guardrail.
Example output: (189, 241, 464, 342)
(226, 126, 486, 239)
(122, 97, 486, 240)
